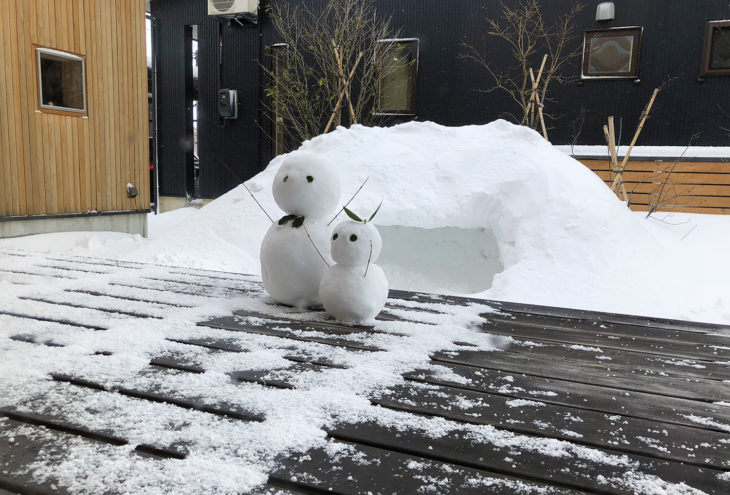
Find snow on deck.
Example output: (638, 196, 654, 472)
(1, 249, 729, 494)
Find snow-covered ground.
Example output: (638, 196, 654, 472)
(1, 120, 728, 324)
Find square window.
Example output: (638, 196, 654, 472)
(582, 27, 642, 79)
(375, 39, 418, 115)
(702, 21, 730, 76)
(37, 47, 86, 113)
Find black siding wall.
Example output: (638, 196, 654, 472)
(152, 0, 730, 199)
(152, 0, 263, 198)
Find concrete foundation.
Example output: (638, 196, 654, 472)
(159, 196, 212, 213)
(0, 212, 148, 239)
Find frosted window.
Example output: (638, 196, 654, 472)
(37, 48, 86, 113)
(588, 36, 633, 73)
(582, 28, 642, 78)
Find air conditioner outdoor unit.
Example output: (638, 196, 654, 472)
(208, 0, 258, 23)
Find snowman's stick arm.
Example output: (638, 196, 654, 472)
(302, 223, 330, 268)
(364, 241, 373, 278)
(242, 183, 275, 223)
(221, 160, 274, 223)
(328, 177, 369, 226)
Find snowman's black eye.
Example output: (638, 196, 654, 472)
(283, 176, 288, 182)
(349, 234, 357, 242)
(306, 175, 314, 183)
(333, 233, 338, 240)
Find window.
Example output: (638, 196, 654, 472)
(36, 47, 86, 113)
(702, 20, 730, 76)
(582, 27, 642, 79)
(375, 39, 418, 115)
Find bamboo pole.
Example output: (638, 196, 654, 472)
(526, 54, 547, 127)
(607, 116, 628, 201)
(603, 116, 628, 201)
(331, 40, 359, 126)
(611, 88, 660, 191)
(336, 46, 342, 127)
(324, 51, 363, 134)
(529, 68, 548, 140)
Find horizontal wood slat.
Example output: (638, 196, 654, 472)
(405, 363, 730, 430)
(0, 0, 148, 218)
(627, 193, 730, 209)
(328, 422, 725, 495)
(580, 159, 730, 214)
(583, 159, 730, 174)
(631, 204, 730, 215)
(431, 350, 728, 402)
(592, 170, 730, 185)
(375, 382, 730, 469)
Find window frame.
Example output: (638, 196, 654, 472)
(581, 26, 643, 80)
(701, 20, 730, 77)
(374, 38, 419, 117)
(36, 46, 87, 116)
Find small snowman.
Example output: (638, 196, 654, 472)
(260, 153, 341, 308)
(319, 207, 389, 325)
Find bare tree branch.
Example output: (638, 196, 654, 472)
(640, 133, 699, 219)
(262, 0, 402, 147)
(460, 0, 584, 128)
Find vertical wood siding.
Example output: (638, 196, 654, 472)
(0, 0, 148, 218)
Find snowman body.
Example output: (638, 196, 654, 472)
(260, 153, 340, 308)
(320, 220, 389, 324)
(261, 218, 332, 308)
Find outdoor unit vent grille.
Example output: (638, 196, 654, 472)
(211, 0, 235, 11)
(208, 0, 258, 23)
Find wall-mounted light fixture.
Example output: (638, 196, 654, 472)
(596, 2, 615, 21)
(127, 183, 139, 199)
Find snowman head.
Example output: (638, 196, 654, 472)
(331, 220, 383, 266)
(273, 153, 340, 218)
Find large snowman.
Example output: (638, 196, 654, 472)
(260, 153, 341, 308)
(319, 217, 389, 324)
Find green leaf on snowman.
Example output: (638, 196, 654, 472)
(292, 216, 305, 228)
(344, 207, 363, 222)
(278, 214, 297, 225)
(368, 200, 383, 222)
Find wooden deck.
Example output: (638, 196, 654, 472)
(0, 251, 729, 494)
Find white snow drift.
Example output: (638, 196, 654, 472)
(2, 120, 729, 324)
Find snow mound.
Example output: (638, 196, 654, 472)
(105, 120, 727, 323)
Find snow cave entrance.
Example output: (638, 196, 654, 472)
(377, 225, 504, 295)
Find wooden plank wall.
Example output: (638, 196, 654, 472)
(581, 159, 730, 215)
(0, 0, 148, 218)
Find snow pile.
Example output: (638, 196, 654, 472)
(2, 120, 729, 324)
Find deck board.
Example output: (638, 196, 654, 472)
(480, 318, 730, 361)
(200, 315, 383, 352)
(405, 363, 730, 430)
(1, 250, 729, 494)
(373, 383, 729, 468)
(269, 439, 585, 495)
(506, 338, 730, 381)
(327, 422, 726, 495)
(433, 350, 729, 402)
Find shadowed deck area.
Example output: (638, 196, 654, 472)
(0, 250, 728, 494)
